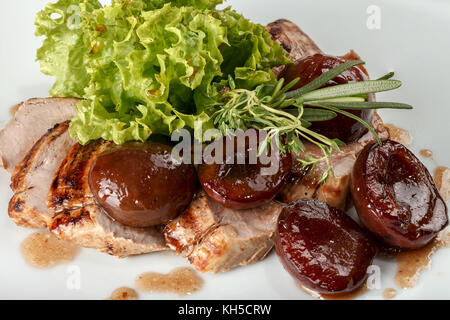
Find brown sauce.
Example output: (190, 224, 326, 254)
(10, 103, 20, 116)
(109, 287, 138, 300)
(384, 124, 412, 146)
(296, 282, 368, 300)
(419, 149, 433, 158)
(383, 288, 397, 300)
(434, 166, 450, 201)
(135, 267, 203, 296)
(20, 231, 80, 269)
(395, 231, 450, 288)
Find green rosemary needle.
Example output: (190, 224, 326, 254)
(208, 60, 413, 182)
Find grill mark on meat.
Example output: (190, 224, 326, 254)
(8, 122, 77, 228)
(48, 141, 106, 214)
(11, 122, 70, 191)
(188, 222, 223, 259)
(12, 199, 24, 212)
(48, 140, 109, 213)
(47, 141, 167, 257)
(51, 208, 92, 235)
(165, 192, 222, 254)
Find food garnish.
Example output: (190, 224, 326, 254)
(210, 61, 412, 181)
(35, 0, 413, 182)
(36, 0, 289, 144)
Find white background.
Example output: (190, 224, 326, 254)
(0, 0, 449, 299)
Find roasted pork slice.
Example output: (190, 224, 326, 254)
(165, 191, 284, 273)
(281, 111, 390, 209)
(9, 121, 77, 228)
(267, 19, 322, 70)
(0, 98, 78, 172)
(47, 140, 167, 258)
(267, 19, 370, 78)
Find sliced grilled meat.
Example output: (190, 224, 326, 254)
(267, 19, 369, 78)
(9, 121, 77, 228)
(47, 140, 167, 258)
(0, 98, 78, 172)
(165, 191, 284, 273)
(267, 19, 322, 76)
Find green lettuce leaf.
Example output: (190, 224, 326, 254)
(36, 0, 290, 145)
(125, 0, 225, 10)
(35, 0, 101, 97)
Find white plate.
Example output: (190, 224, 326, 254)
(0, 0, 449, 300)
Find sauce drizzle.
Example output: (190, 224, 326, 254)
(384, 124, 412, 146)
(135, 267, 203, 296)
(419, 149, 433, 158)
(109, 287, 138, 300)
(434, 166, 450, 201)
(395, 232, 450, 289)
(20, 231, 80, 269)
(383, 288, 397, 300)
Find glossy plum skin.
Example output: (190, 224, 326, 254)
(280, 54, 373, 143)
(197, 132, 291, 209)
(275, 198, 377, 295)
(350, 140, 448, 249)
(89, 142, 197, 228)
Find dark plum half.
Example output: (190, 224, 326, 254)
(89, 142, 197, 228)
(198, 131, 291, 210)
(275, 198, 377, 295)
(350, 139, 448, 249)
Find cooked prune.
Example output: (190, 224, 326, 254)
(350, 139, 448, 249)
(198, 131, 291, 209)
(281, 54, 373, 143)
(89, 142, 197, 227)
(275, 198, 377, 295)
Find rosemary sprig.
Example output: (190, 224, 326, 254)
(284, 60, 366, 98)
(208, 60, 413, 182)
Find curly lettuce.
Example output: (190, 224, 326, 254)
(35, 0, 290, 144)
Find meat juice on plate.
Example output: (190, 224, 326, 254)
(20, 231, 80, 269)
(135, 267, 204, 296)
(109, 287, 139, 300)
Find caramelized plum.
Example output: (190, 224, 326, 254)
(89, 142, 197, 228)
(198, 131, 291, 209)
(281, 54, 373, 143)
(275, 199, 377, 295)
(350, 140, 448, 249)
